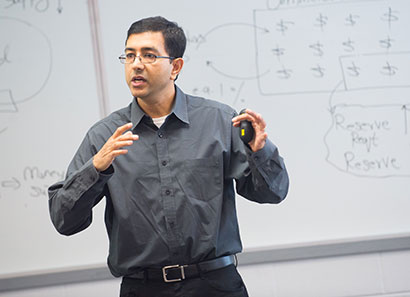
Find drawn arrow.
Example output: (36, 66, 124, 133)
(1, 177, 21, 190)
(402, 104, 410, 135)
(57, 0, 63, 13)
(196, 23, 270, 49)
(205, 60, 270, 80)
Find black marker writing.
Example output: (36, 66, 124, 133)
(344, 152, 400, 172)
(314, 13, 328, 31)
(272, 45, 285, 61)
(379, 36, 394, 50)
(277, 65, 292, 79)
(0, 45, 12, 67)
(346, 61, 360, 77)
(276, 19, 294, 35)
(380, 61, 398, 76)
(309, 41, 324, 57)
(3, 0, 50, 13)
(381, 7, 399, 29)
(311, 64, 325, 78)
(23, 166, 65, 181)
(342, 38, 355, 52)
(345, 13, 359, 26)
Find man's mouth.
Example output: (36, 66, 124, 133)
(131, 76, 146, 86)
(133, 76, 146, 81)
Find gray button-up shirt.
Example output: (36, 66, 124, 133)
(48, 85, 289, 277)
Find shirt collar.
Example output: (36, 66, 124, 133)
(172, 85, 189, 125)
(130, 85, 189, 130)
(130, 98, 145, 130)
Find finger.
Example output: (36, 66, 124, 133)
(243, 111, 266, 130)
(233, 109, 261, 123)
(111, 140, 135, 150)
(232, 113, 250, 123)
(243, 110, 261, 122)
(111, 149, 129, 157)
(251, 114, 266, 130)
(260, 132, 268, 140)
(112, 123, 133, 138)
(118, 133, 139, 141)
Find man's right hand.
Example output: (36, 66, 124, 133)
(93, 123, 139, 172)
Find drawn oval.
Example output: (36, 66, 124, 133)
(0, 16, 52, 105)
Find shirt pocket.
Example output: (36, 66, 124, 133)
(176, 155, 223, 201)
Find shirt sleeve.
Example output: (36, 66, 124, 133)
(229, 117, 290, 204)
(48, 132, 113, 235)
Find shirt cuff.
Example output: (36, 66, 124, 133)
(64, 159, 112, 193)
(245, 139, 276, 166)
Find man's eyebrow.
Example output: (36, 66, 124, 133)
(124, 47, 160, 53)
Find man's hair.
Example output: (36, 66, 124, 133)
(126, 16, 186, 58)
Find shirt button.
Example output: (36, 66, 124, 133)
(165, 189, 171, 195)
(162, 160, 167, 166)
(158, 132, 163, 138)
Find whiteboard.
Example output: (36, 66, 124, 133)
(0, 0, 108, 276)
(1, 0, 410, 278)
(98, 0, 410, 249)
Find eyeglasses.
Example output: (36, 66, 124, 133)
(118, 53, 175, 64)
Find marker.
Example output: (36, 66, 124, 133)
(239, 109, 254, 143)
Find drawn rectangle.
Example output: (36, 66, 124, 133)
(254, 0, 410, 95)
(340, 52, 410, 90)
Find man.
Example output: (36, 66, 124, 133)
(48, 16, 289, 297)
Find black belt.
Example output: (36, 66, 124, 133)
(126, 255, 236, 283)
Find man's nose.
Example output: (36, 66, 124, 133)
(131, 56, 144, 68)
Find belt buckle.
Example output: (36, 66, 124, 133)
(162, 264, 187, 282)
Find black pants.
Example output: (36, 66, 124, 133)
(120, 264, 249, 297)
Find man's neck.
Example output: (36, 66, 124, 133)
(137, 85, 176, 118)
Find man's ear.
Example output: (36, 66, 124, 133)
(170, 58, 184, 81)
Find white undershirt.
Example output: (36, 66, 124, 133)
(152, 114, 169, 128)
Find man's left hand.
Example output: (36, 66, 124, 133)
(232, 109, 268, 152)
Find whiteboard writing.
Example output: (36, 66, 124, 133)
(0, 166, 65, 201)
(0, 17, 52, 111)
(340, 52, 410, 91)
(0, 16, 52, 138)
(250, 0, 410, 178)
(325, 104, 410, 177)
(254, 0, 410, 95)
(1, 0, 64, 13)
(181, 22, 271, 108)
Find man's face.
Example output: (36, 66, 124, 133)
(124, 31, 176, 100)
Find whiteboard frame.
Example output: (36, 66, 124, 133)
(1, 233, 409, 292)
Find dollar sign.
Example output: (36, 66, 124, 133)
(315, 13, 328, 31)
(381, 61, 398, 76)
(309, 42, 324, 57)
(342, 38, 355, 52)
(277, 65, 292, 79)
(345, 14, 359, 26)
(347, 62, 360, 77)
(311, 64, 325, 78)
(272, 45, 285, 61)
(276, 20, 294, 35)
(381, 7, 399, 29)
(379, 36, 393, 50)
